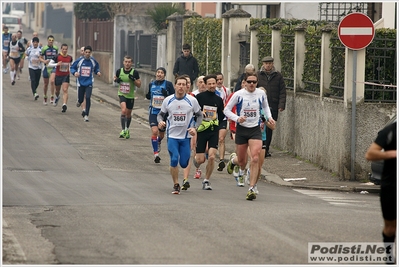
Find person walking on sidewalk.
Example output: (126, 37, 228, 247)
(48, 43, 73, 113)
(365, 121, 397, 262)
(114, 55, 141, 139)
(224, 73, 275, 200)
(257, 56, 286, 158)
(173, 43, 199, 86)
(40, 35, 58, 105)
(25, 36, 42, 100)
(145, 67, 174, 163)
(157, 75, 203, 194)
(70, 45, 101, 122)
(7, 33, 25, 86)
(193, 74, 225, 190)
(215, 72, 230, 172)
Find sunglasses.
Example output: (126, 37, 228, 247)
(48, 38, 54, 41)
(246, 80, 258, 84)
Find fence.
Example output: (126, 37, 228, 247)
(75, 19, 113, 53)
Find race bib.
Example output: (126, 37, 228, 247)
(120, 82, 130, 94)
(3, 40, 9, 47)
(81, 66, 91, 77)
(203, 105, 217, 121)
(60, 62, 69, 72)
(152, 95, 164, 108)
(243, 108, 257, 123)
(31, 59, 39, 66)
(172, 112, 187, 126)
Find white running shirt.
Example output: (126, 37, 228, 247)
(26, 46, 43, 70)
(224, 88, 272, 128)
(160, 94, 202, 139)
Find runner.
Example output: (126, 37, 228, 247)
(7, 33, 25, 86)
(157, 75, 203, 194)
(25, 36, 42, 100)
(40, 35, 58, 105)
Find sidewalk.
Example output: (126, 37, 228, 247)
(71, 77, 380, 194)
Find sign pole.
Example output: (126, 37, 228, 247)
(350, 50, 357, 181)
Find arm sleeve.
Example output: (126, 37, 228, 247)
(19, 42, 25, 52)
(217, 98, 225, 121)
(224, 94, 239, 122)
(47, 59, 57, 67)
(145, 83, 151, 100)
(70, 60, 77, 74)
(157, 111, 167, 124)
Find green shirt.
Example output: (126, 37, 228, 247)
(117, 68, 136, 99)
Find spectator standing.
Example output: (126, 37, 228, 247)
(234, 64, 255, 93)
(365, 121, 397, 263)
(257, 56, 286, 157)
(70, 45, 101, 122)
(157, 76, 203, 194)
(193, 74, 225, 190)
(25, 36, 42, 100)
(114, 55, 141, 139)
(173, 43, 199, 85)
(145, 67, 174, 163)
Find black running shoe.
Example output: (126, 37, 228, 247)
(62, 104, 67, 113)
(154, 155, 161, 163)
(81, 110, 86, 117)
(217, 160, 225, 171)
(172, 183, 180, 194)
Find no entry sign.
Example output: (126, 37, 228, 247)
(338, 12, 375, 50)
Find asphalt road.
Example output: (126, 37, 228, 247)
(2, 70, 383, 265)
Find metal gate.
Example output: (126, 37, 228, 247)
(239, 41, 250, 73)
(128, 31, 157, 70)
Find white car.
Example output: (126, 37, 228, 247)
(2, 14, 22, 34)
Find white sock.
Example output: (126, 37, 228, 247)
(10, 70, 15, 80)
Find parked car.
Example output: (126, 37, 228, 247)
(368, 114, 397, 185)
(2, 14, 22, 34)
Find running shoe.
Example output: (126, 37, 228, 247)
(43, 97, 48, 105)
(81, 110, 86, 117)
(84, 115, 89, 122)
(192, 156, 200, 168)
(246, 188, 257, 200)
(17, 75, 20, 80)
(253, 184, 259, 195)
(233, 165, 239, 178)
(125, 129, 130, 139)
(194, 168, 202, 179)
(217, 160, 225, 171)
(54, 96, 59, 107)
(34, 93, 39, 101)
(244, 169, 250, 185)
(154, 155, 161, 163)
(62, 104, 67, 113)
(119, 130, 126, 138)
(202, 180, 212, 190)
(226, 153, 236, 174)
(3, 68, 7, 74)
(237, 174, 245, 187)
(11, 80, 15, 85)
(76, 101, 81, 107)
(50, 96, 54, 104)
(181, 179, 190, 190)
(172, 183, 180, 194)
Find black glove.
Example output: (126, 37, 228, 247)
(161, 88, 168, 97)
(260, 115, 266, 122)
(128, 74, 136, 81)
(114, 77, 122, 83)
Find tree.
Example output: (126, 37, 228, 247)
(146, 3, 185, 32)
(74, 3, 111, 20)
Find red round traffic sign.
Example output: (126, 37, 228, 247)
(338, 12, 375, 50)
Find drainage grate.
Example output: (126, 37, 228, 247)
(10, 169, 43, 173)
